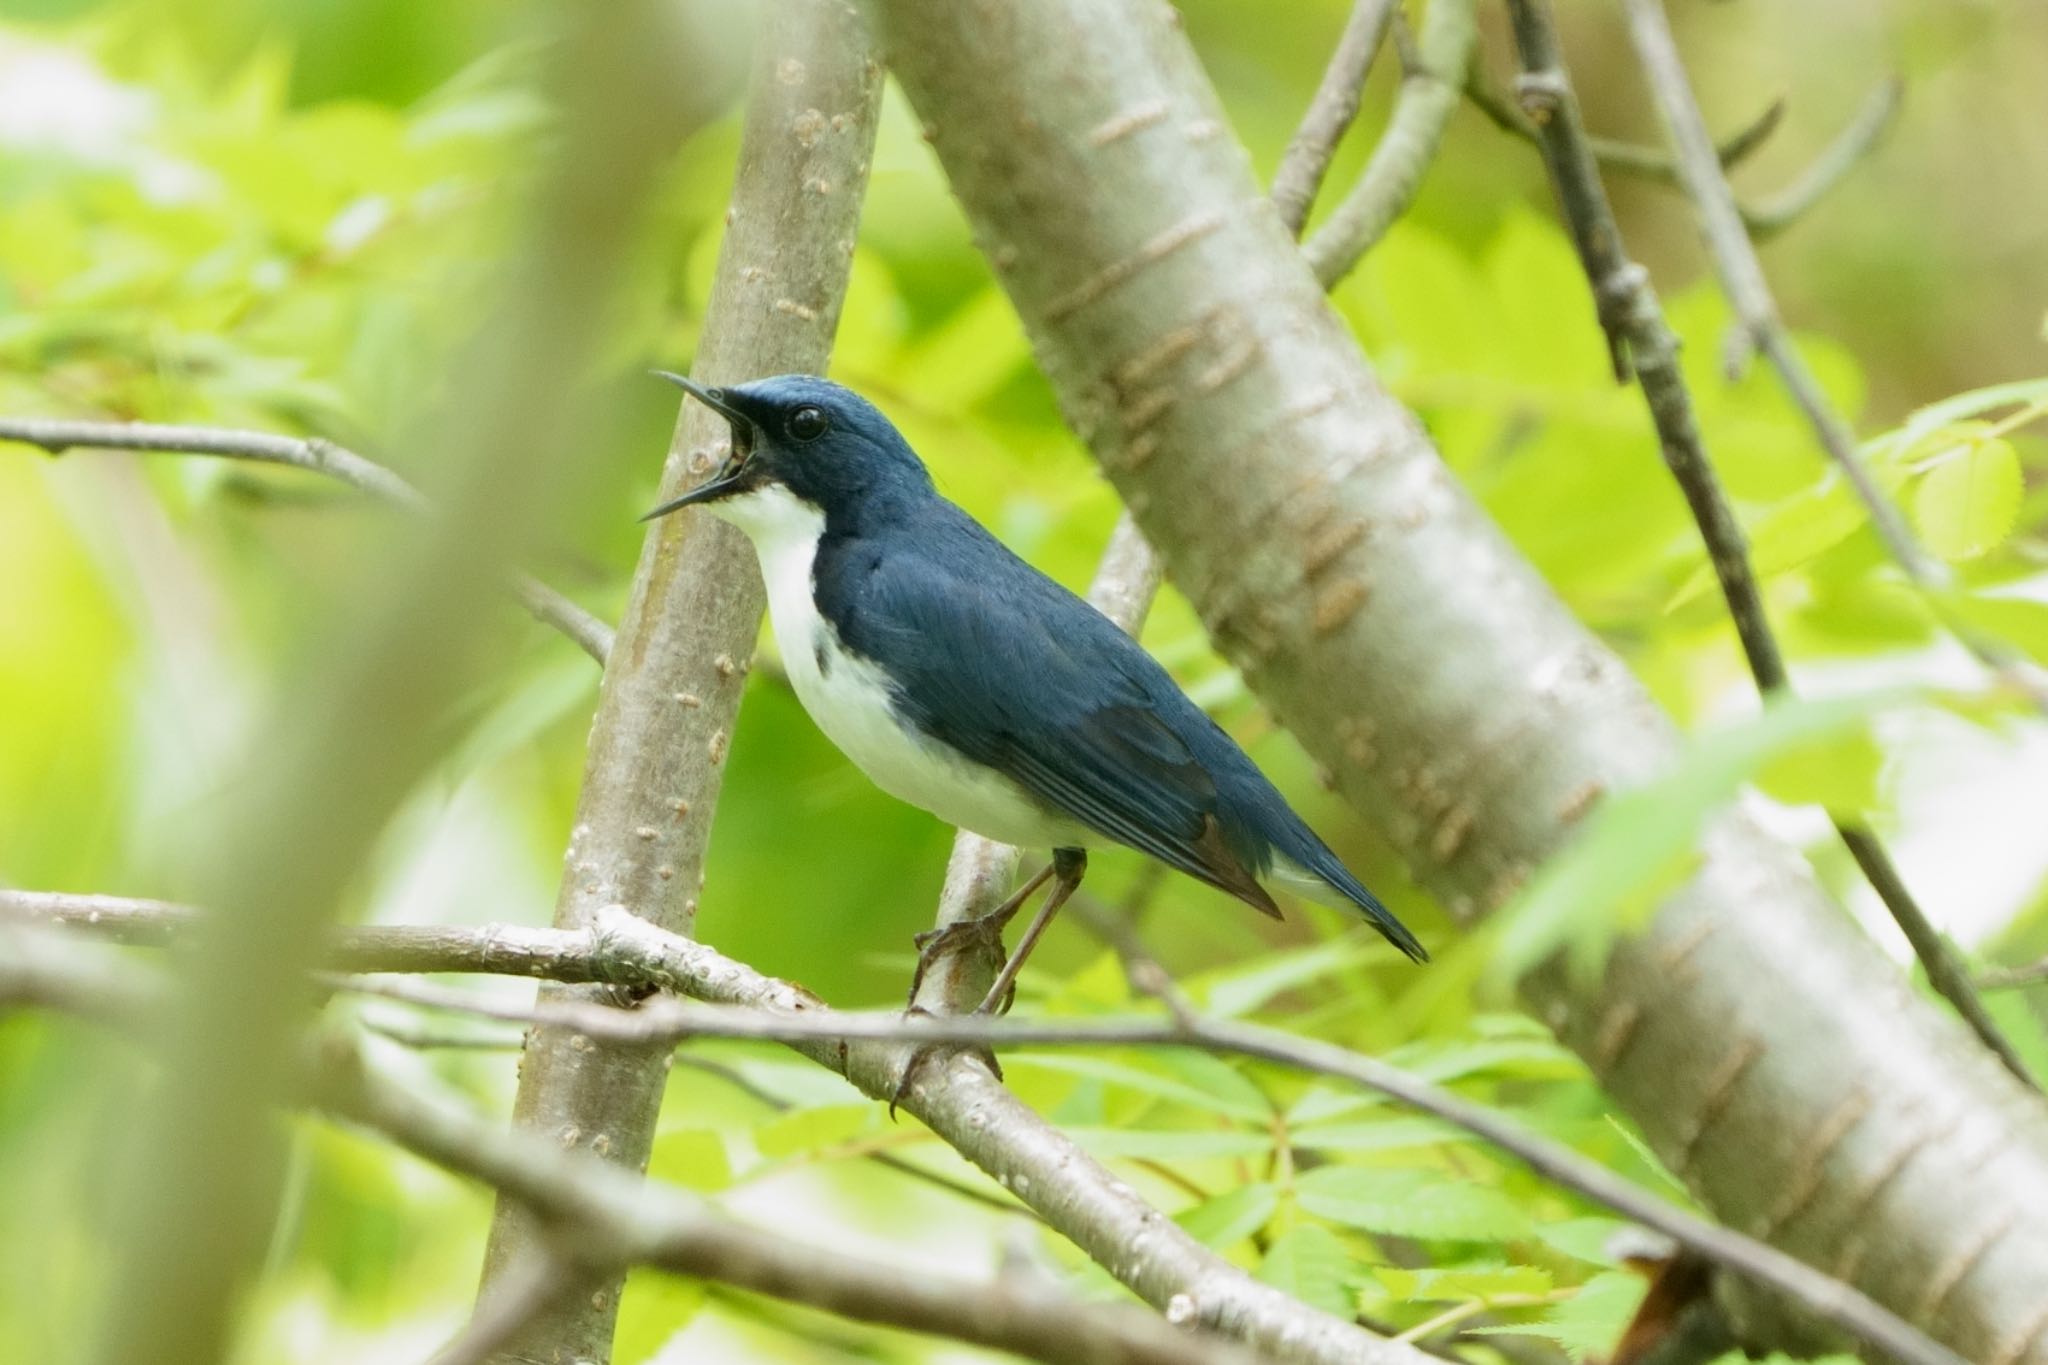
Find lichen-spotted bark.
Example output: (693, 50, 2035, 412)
(477, 5, 881, 1361)
(866, 0, 2048, 1358)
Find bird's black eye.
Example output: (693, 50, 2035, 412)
(787, 405, 829, 442)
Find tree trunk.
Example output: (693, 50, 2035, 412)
(475, 5, 882, 1361)
(864, 1, 2048, 1359)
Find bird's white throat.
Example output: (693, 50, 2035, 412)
(706, 484, 1083, 849)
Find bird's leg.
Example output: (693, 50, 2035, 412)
(904, 859, 1055, 1007)
(973, 847, 1085, 1016)
(889, 850, 1084, 1118)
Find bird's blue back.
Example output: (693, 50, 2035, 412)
(811, 484, 1424, 961)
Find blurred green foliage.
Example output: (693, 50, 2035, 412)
(3, 1, 2046, 1362)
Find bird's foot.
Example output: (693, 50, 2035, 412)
(905, 911, 1013, 1009)
(888, 1006, 1003, 1119)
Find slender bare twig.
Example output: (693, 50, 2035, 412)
(1270, 0, 1402, 236)
(0, 416, 612, 663)
(1302, 0, 1478, 285)
(1739, 77, 1902, 240)
(1980, 959, 2048, 993)
(1503, 0, 2037, 1091)
(8, 894, 1964, 1365)
(1610, 3, 1924, 580)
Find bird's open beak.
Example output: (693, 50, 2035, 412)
(640, 370, 756, 521)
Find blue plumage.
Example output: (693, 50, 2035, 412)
(643, 373, 1426, 965)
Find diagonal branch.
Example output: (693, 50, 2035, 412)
(1269, 0, 1402, 235)
(0, 416, 612, 664)
(1501, 0, 2035, 1090)
(1302, 0, 1478, 286)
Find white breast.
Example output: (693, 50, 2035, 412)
(710, 485, 1087, 851)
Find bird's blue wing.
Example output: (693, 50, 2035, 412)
(820, 521, 1281, 915)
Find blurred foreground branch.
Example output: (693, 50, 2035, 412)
(0, 416, 612, 663)
(7, 894, 1964, 1365)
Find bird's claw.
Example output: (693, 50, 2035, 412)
(906, 912, 1012, 1008)
(887, 1008, 1003, 1120)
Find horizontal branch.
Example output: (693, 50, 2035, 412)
(5, 891, 1420, 1364)
(11, 891, 1962, 1365)
(0, 416, 611, 663)
(0, 929, 1255, 1365)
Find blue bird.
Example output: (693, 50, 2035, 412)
(643, 372, 1426, 1012)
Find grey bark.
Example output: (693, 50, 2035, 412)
(864, 1, 2048, 1361)
(476, 4, 882, 1360)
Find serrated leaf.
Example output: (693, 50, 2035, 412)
(1535, 1217, 1639, 1267)
(1754, 724, 1883, 812)
(1258, 1224, 1358, 1318)
(1468, 1271, 1645, 1356)
(1912, 428, 2022, 559)
(1295, 1166, 1532, 1242)
(752, 1103, 875, 1159)
(1176, 1182, 1279, 1249)
(1377, 1261, 1553, 1302)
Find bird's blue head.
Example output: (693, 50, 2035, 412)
(641, 372, 932, 536)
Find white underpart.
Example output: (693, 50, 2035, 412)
(710, 485, 1089, 850)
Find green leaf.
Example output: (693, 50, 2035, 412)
(1753, 724, 1883, 811)
(1535, 1217, 1638, 1267)
(1377, 1261, 1552, 1303)
(1064, 1127, 1276, 1160)
(613, 1269, 707, 1365)
(1006, 1053, 1271, 1121)
(1175, 1182, 1280, 1249)
(1200, 936, 1372, 1018)
(1488, 690, 1904, 987)
(1295, 1166, 1532, 1242)
(1910, 426, 2023, 559)
(1290, 1117, 1470, 1154)
(1257, 1224, 1358, 1318)
(1468, 1271, 1645, 1356)
(1869, 378, 2048, 460)
(752, 1103, 875, 1159)
(646, 1128, 731, 1193)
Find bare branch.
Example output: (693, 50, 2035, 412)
(1741, 77, 1902, 240)
(1466, 73, 1799, 196)
(1612, 3, 1929, 584)
(1269, 0, 1401, 236)
(0, 416, 612, 664)
(1502, 0, 2035, 1090)
(1302, 0, 1478, 286)
(14, 894, 1966, 1365)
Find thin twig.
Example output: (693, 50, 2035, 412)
(7, 894, 1957, 1365)
(1610, 4, 1926, 582)
(1302, 0, 1478, 286)
(0, 416, 612, 663)
(1741, 77, 1902, 239)
(1269, 0, 1402, 236)
(1504, 0, 2037, 1092)
(1979, 959, 2048, 993)
(1467, 74, 1809, 204)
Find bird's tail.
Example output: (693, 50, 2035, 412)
(1266, 845, 1428, 963)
